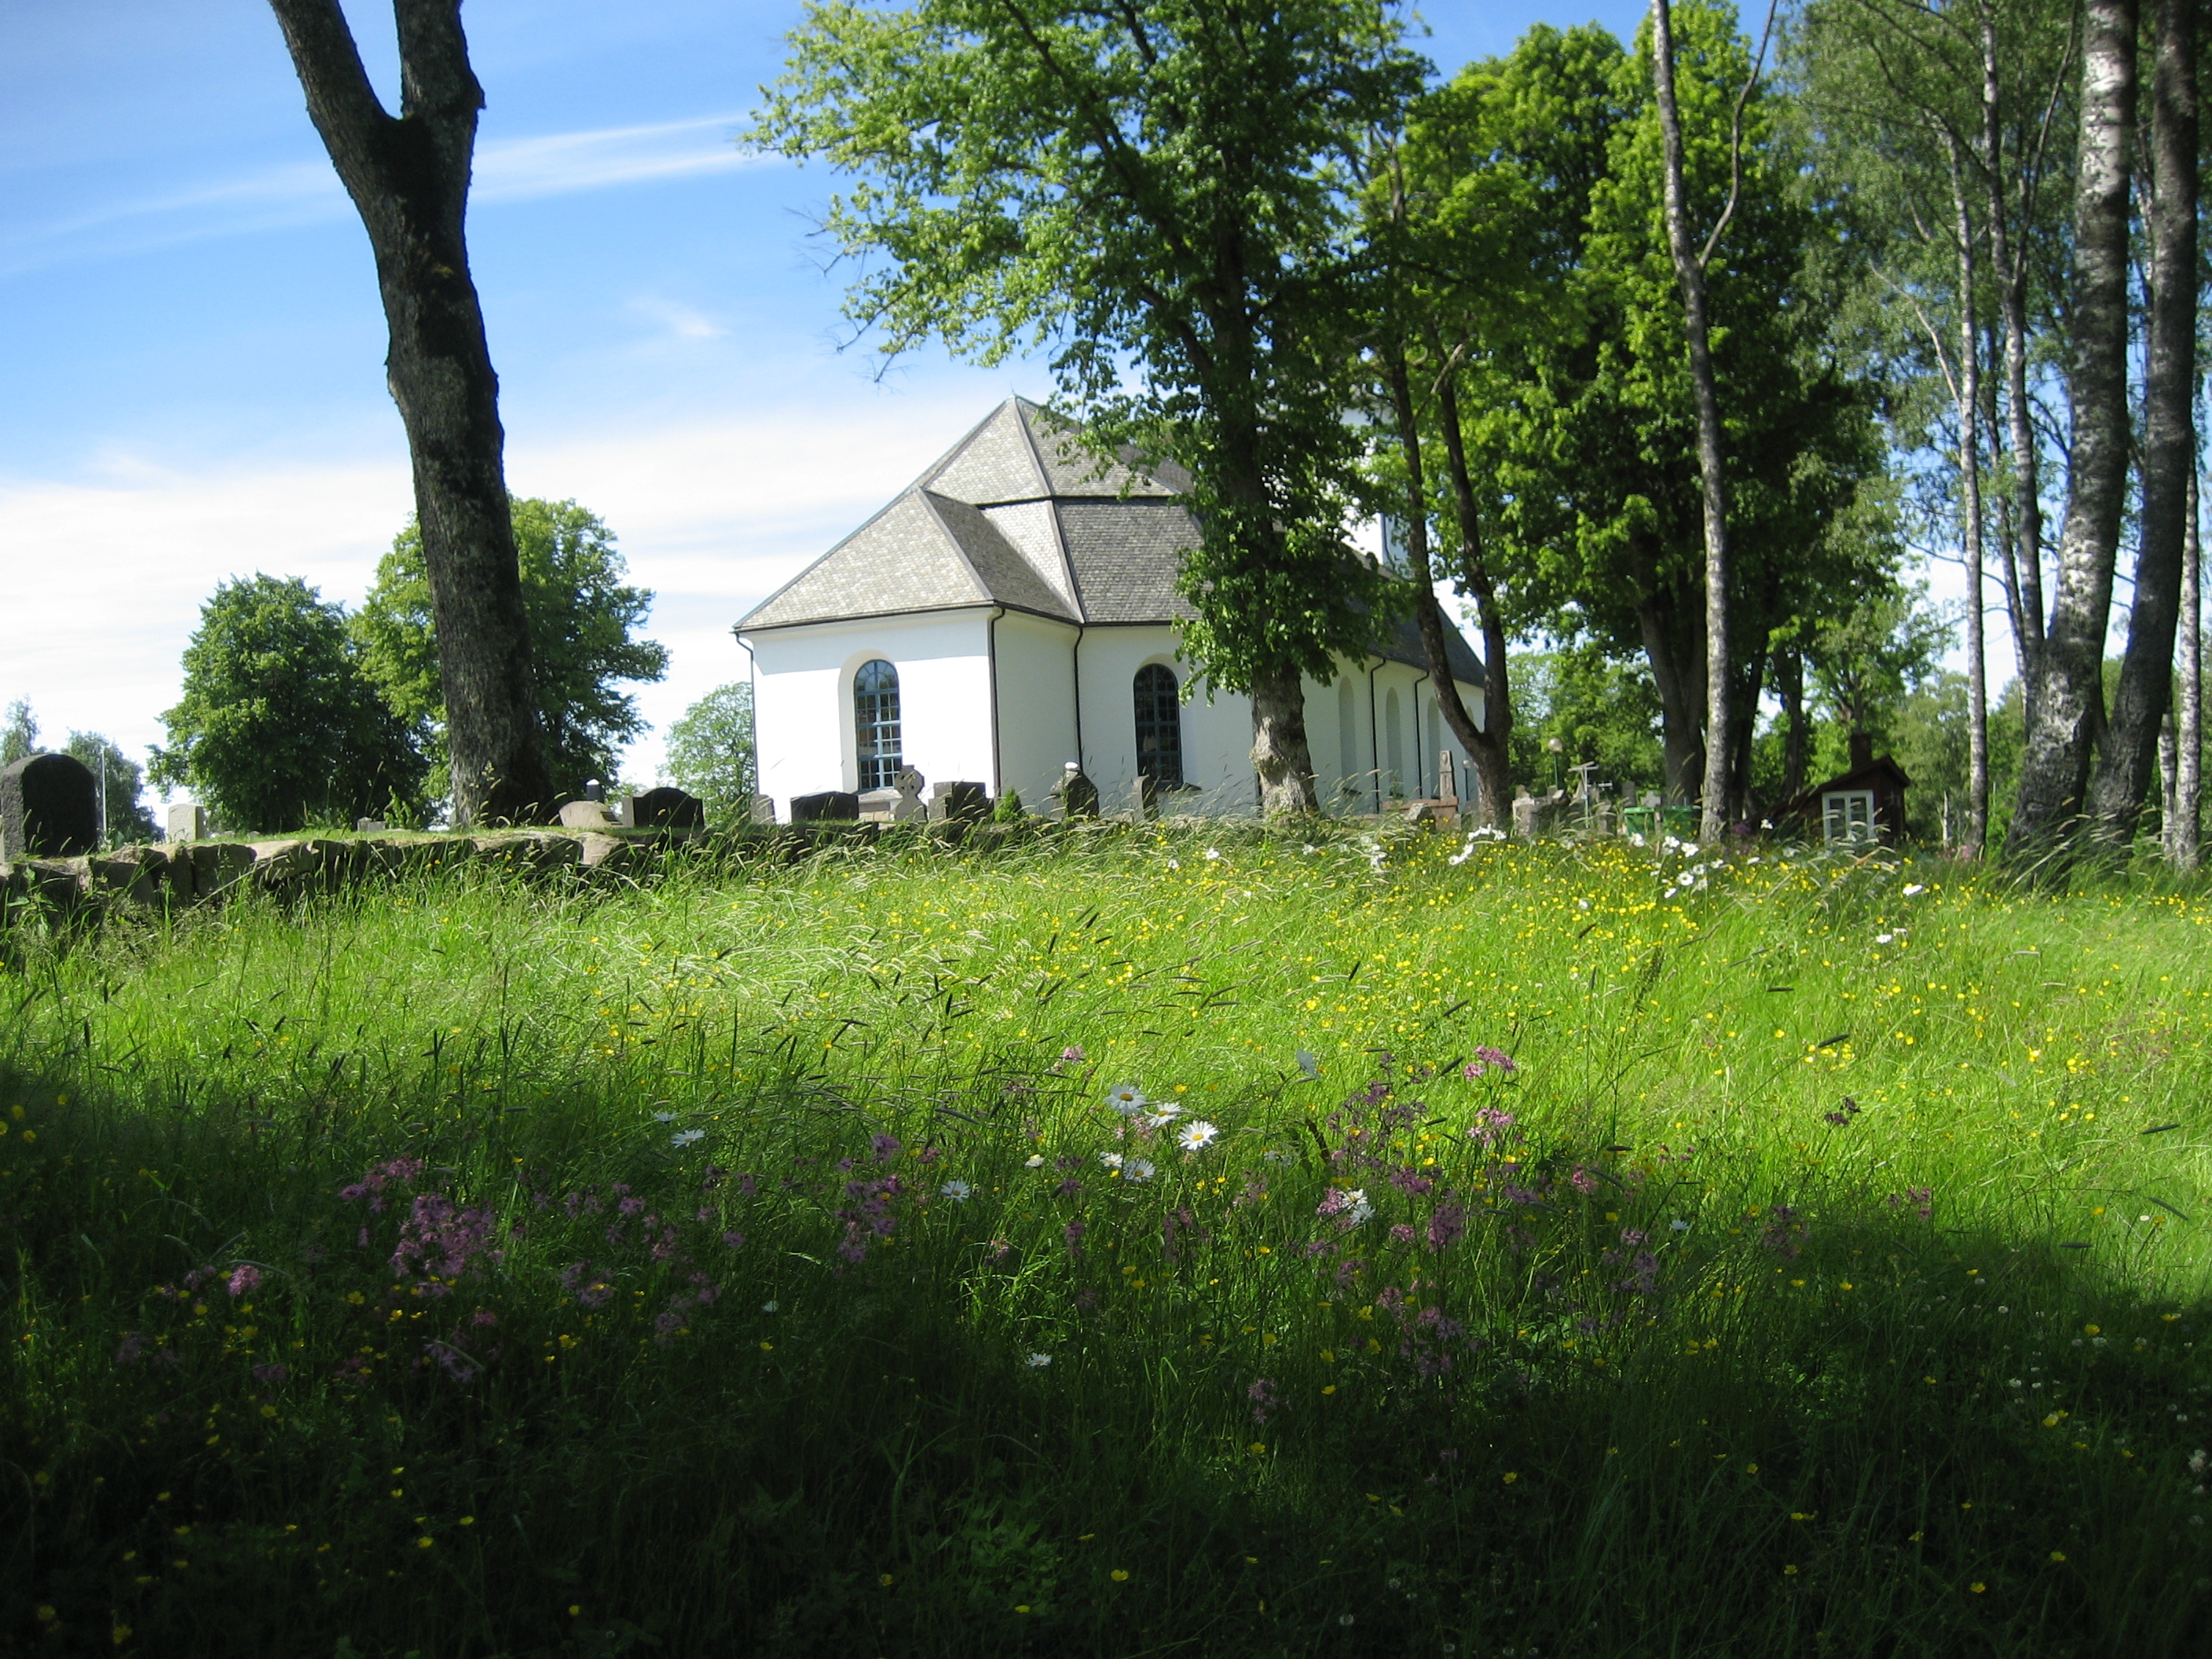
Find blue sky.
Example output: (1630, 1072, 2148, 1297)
(2, 0, 1650, 793)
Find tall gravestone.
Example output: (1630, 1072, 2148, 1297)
(629, 786, 705, 830)
(1, 753, 100, 862)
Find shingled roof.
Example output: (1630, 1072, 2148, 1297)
(737, 397, 1484, 686)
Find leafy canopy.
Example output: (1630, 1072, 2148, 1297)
(353, 498, 668, 804)
(150, 575, 428, 833)
(662, 683, 757, 826)
(754, 0, 1425, 693)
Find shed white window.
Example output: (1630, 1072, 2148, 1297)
(1822, 789, 1876, 845)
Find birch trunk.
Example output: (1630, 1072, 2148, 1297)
(2086, 0, 2197, 853)
(266, 0, 552, 826)
(1946, 141, 1990, 858)
(2177, 455, 2203, 867)
(1428, 361, 1518, 829)
(2004, 0, 2137, 862)
(1650, 0, 1733, 843)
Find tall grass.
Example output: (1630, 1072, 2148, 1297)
(3, 825, 2210, 1656)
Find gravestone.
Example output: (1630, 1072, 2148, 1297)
(1511, 792, 1538, 840)
(582, 778, 606, 802)
(791, 790, 860, 822)
(1437, 751, 1458, 807)
(629, 786, 705, 830)
(1053, 762, 1100, 820)
(1132, 774, 1160, 820)
(857, 787, 899, 823)
(749, 793, 778, 825)
(355, 818, 387, 833)
(892, 766, 926, 822)
(558, 799, 617, 830)
(167, 802, 207, 842)
(927, 781, 989, 824)
(1, 753, 99, 862)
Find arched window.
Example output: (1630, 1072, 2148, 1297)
(1384, 687, 1404, 797)
(854, 659, 902, 790)
(1133, 664, 1183, 788)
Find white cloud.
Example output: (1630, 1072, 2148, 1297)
(1, 113, 777, 276)
(0, 390, 994, 797)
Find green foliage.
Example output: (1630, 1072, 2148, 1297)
(61, 731, 159, 847)
(353, 499, 668, 803)
(148, 575, 427, 833)
(753, 0, 1422, 698)
(5, 836, 2212, 1652)
(991, 786, 1026, 823)
(1803, 579, 1950, 738)
(1507, 648, 1668, 797)
(662, 683, 756, 822)
(2, 697, 35, 766)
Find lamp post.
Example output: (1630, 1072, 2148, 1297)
(1546, 736, 1566, 795)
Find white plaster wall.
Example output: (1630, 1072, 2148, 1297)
(993, 611, 1082, 808)
(1072, 628, 1259, 816)
(743, 611, 995, 814)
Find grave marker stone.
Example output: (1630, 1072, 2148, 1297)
(167, 803, 207, 842)
(927, 782, 988, 823)
(629, 786, 705, 830)
(791, 790, 860, 822)
(1, 753, 99, 862)
(1053, 762, 1100, 820)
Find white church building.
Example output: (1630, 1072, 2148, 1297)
(734, 398, 1486, 819)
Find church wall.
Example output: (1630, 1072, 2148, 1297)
(745, 611, 994, 815)
(992, 611, 1082, 810)
(1075, 627, 1260, 815)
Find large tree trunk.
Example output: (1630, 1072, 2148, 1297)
(2177, 456, 2203, 868)
(1983, 5, 2048, 723)
(1777, 646, 1808, 804)
(1250, 665, 1317, 815)
(268, 0, 552, 826)
(1946, 141, 1990, 859)
(2004, 0, 2137, 862)
(1650, 0, 1732, 844)
(1638, 586, 1705, 804)
(2086, 0, 2196, 853)
(1425, 353, 1518, 829)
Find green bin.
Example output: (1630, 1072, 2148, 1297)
(1621, 806, 1657, 839)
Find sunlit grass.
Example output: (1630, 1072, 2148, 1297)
(5, 824, 2211, 1655)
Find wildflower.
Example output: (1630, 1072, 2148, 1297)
(1204, 847, 1222, 860)
(1061, 1045, 1086, 1064)
(652, 1111, 677, 1123)
(1297, 1049, 1320, 1079)
(1025, 1154, 1046, 1168)
(941, 1180, 974, 1203)
(1463, 1046, 1516, 1079)
(1064, 1219, 1086, 1257)
(251, 1362, 289, 1386)
(1176, 1119, 1220, 1152)
(1339, 1613, 1356, 1626)
(1124, 1159, 1156, 1184)
(226, 1265, 262, 1298)
(1027, 1353, 1052, 1368)
(1318, 1188, 1374, 1228)
(870, 1133, 903, 1162)
(761, 1300, 778, 1313)
(1111, 1569, 1130, 1581)
(722, 1230, 746, 1250)
(1669, 1218, 1690, 1232)
(1105, 1082, 1148, 1114)
(1467, 1106, 1518, 1147)
(1875, 932, 1895, 945)
(671, 1129, 705, 1148)
(1903, 883, 1925, 896)
(1099, 1152, 1124, 1172)
(1262, 1146, 1298, 1166)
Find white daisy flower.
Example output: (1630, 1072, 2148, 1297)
(1176, 1119, 1220, 1153)
(1903, 883, 1927, 896)
(1124, 1159, 1156, 1184)
(1099, 1152, 1125, 1172)
(941, 1180, 974, 1202)
(670, 1128, 705, 1148)
(1204, 847, 1222, 861)
(1024, 1154, 1046, 1168)
(652, 1111, 677, 1123)
(1026, 1353, 1052, 1368)
(1105, 1082, 1148, 1114)
(1143, 1104, 1184, 1127)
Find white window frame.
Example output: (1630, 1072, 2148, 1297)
(1823, 789, 1877, 845)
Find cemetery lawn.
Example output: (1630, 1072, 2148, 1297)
(5, 826, 2212, 1657)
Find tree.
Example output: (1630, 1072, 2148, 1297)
(266, 0, 552, 825)
(63, 732, 159, 846)
(353, 498, 668, 804)
(755, 0, 1421, 813)
(2083, 0, 2196, 852)
(150, 575, 430, 833)
(1435, 12, 1883, 816)
(663, 683, 757, 825)
(1648, 0, 1738, 841)
(2004, 0, 2136, 860)
(1, 698, 35, 766)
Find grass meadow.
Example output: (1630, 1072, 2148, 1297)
(4, 823, 2211, 1656)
